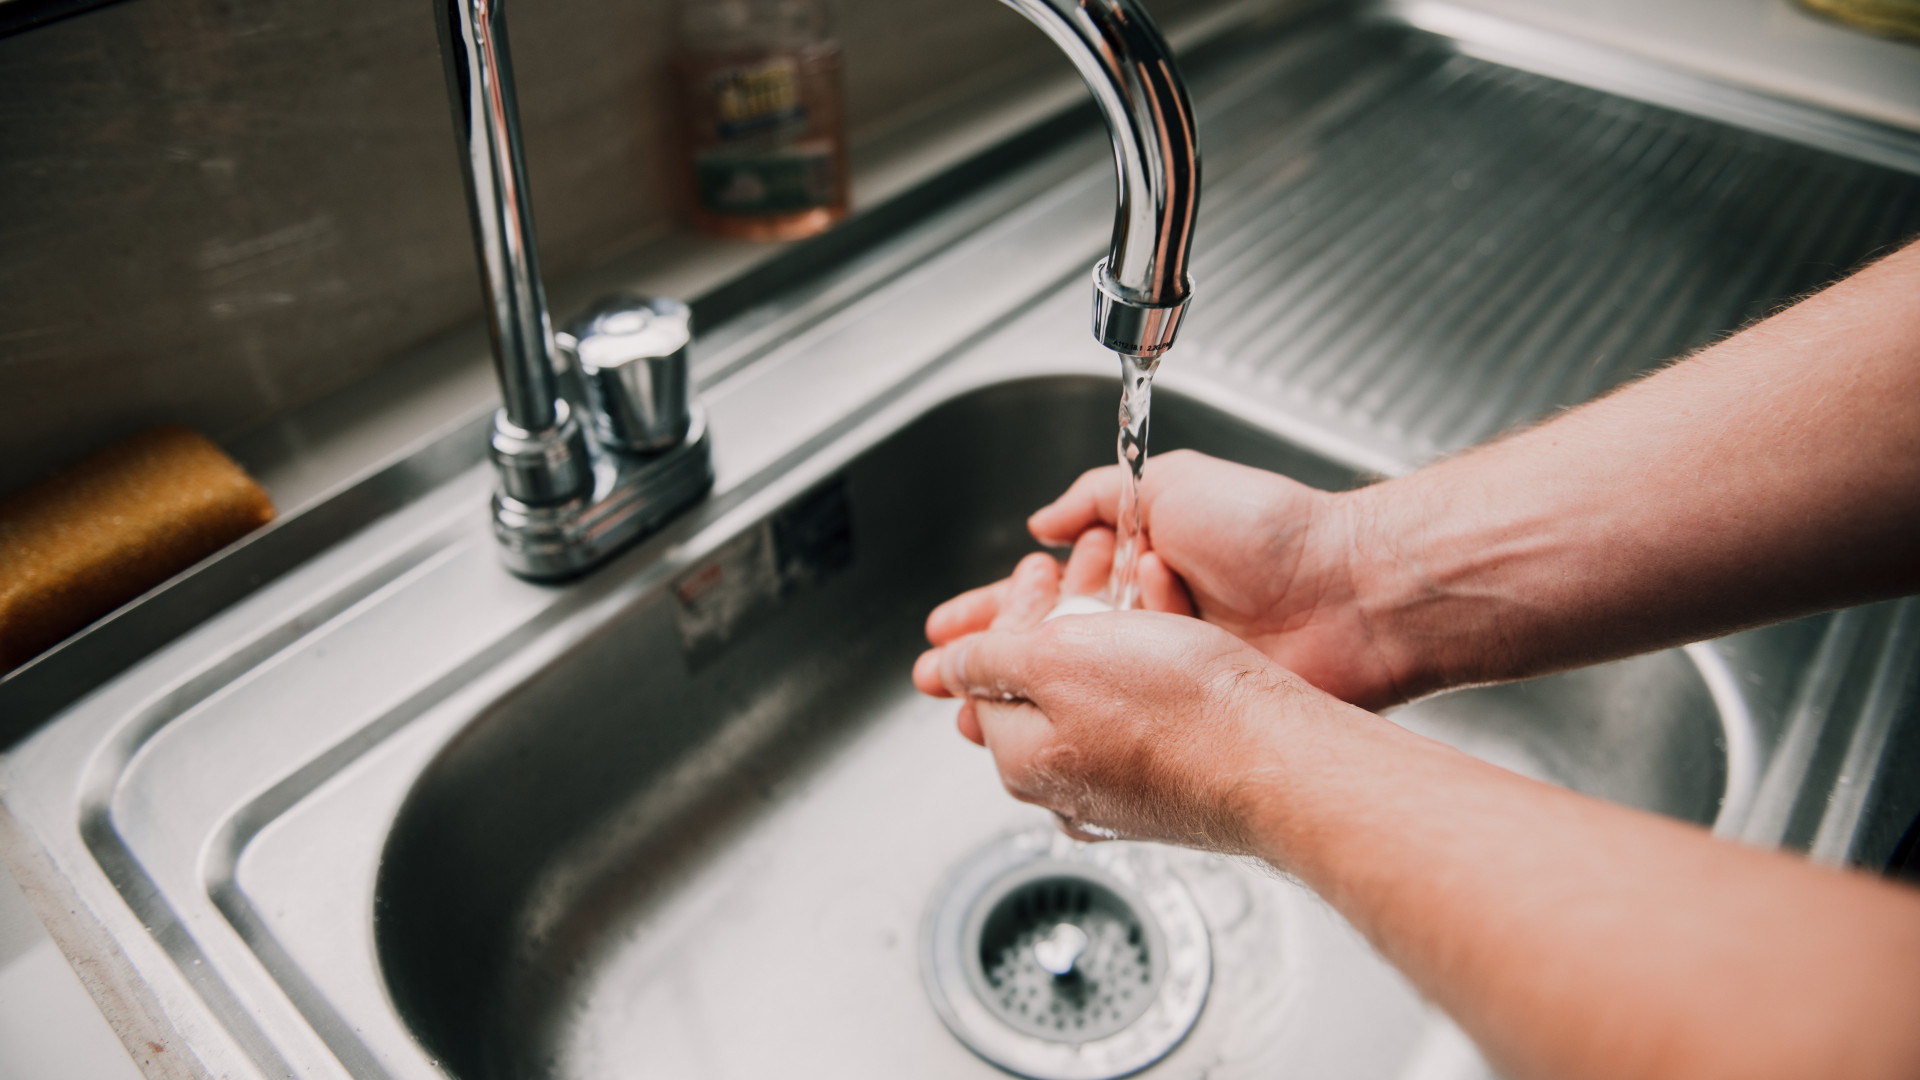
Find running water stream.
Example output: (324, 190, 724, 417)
(1106, 353, 1161, 610)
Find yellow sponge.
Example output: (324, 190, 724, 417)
(0, 427, 275, 674)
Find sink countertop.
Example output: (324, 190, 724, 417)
(0, 857, 144, 1080)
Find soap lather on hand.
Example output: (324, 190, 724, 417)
(0, 426, 275, 674)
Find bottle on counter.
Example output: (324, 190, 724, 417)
(671, 0, 850, 241)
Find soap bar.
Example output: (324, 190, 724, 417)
(0, 426, 275, 673)
(1044, 594, 1116, 621)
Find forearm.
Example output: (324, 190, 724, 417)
(1243, 700, 1920, 1080)
(1341, 240, 1920, 695)
(929, 590, 1920, 1077)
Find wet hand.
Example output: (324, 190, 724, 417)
(932, 605, 1342, 853)
(923, 450, 1413, 709)
(912, 549, 1067, 707)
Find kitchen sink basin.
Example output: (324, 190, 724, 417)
(373, 376, 1745, 1080)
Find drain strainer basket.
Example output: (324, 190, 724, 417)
(922, 830, 1211, 1080)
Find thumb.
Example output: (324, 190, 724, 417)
(938, 628, 1042, 702)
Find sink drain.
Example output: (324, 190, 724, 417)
(977, 870, 1158, 1042)
(922, 830, 1211, 1079)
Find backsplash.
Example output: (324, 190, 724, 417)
(0, 0, 1217, 500)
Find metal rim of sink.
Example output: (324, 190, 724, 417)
(922, 829, 1212, 1080)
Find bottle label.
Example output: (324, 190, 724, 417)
(695, 140, 837, 214)
(711, 58, 805, 139)
(678, 48, 845, 222)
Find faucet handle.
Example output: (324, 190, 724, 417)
(562, 295, 694, 453)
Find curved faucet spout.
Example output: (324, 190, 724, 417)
(1002, 0, 1201, 358)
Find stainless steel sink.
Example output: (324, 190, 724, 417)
(362, 376, 1747, 1080)
(3, 4, 1917, 1080)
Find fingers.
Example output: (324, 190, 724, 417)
(913, 648, 950, 697)
(937, 626, 1040, 702)
(919, 544, 1184, 699)
(1138, 551, 1196, 615)
(1029, 450, 1213, 544)
(918, 553, 1061, 697)
(991, 553, 1062, 630)
(972, 694, 1114, 843)
(968, 695, 1058, 793)
(926, 582, 1003, 645)
(951, 635, 1054, 753)
(956, 699, 984, 745)
(927, 546, 1070, 646)
(1028, 467, 1124, 543)
(1052, 526, 1190, 614)
(1061, 527, 1115, 596)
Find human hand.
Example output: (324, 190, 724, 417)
(911, 548, 1081, 706)
(923, 450, 1414, 709)
(928, 593, 1349, 854)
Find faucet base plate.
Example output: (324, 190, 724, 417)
(492, 406, 714, 581)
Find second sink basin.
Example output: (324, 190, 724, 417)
(373, 376, 1742, 1080)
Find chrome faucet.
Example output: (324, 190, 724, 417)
(1003, 0, 1200, 359)
(434, 0, 714, 580)
(431, 0, 1197, 579)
